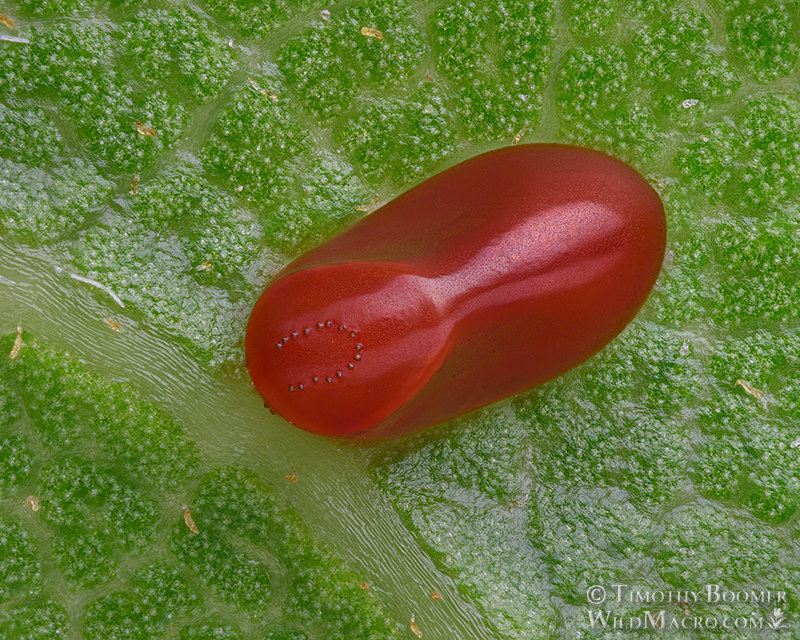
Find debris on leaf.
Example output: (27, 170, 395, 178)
(431, 590, 441, 601)
(70, 275, 125, 307)
(736, 378, 764, 401)
(736, 378, 768, 409)
(196, 260, 213, 271)
(135, 121, 157, 137)
(183, 508, 199, 534)
(410, 614, 423, 638)
(248, 77, 279, 102)
(360, 26, 383, 40)
(359, 581, 370, 589)
(103, 318, 120, 332)
(513, 124, 529, 144)
(24, 496, 39, 512)
(285, 468, 298, 483)
(9, 323, 22, 360)
(355, 194, 379, 212)
(0, 13, 15, 28)
(60, 269, 126, 308)
(130, 175, 139, 195)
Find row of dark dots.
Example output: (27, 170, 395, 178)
(275, 320, 363, 393)
(275, 319, 353, 349)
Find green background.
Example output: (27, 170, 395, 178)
(0, 0, 799, 638)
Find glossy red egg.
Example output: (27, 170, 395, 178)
(246, 144, 666, 439)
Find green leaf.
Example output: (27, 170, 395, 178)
(1, 0, 799, 637)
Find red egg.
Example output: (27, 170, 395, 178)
(246, 144, 666, 439)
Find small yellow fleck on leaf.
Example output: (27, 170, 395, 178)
(25, 496, 39, 512)
(736, 378, 764, 399)
(184, 508, 199, 534)
(410, 615, 423, 638)
(360, 26, 383, 40)
(196, 260, 213, 271)
(9, 323, 22, 360)
(248, 77, 279, 102)
(359, 581, 370, 589)
(355, 194, 379, 212)
(424, 73, 434, 82)
(285, 468, 298, 483)
(513, 124, 530, 145)
(103, 318, 120, 332)
(130, 175, 139, 195)
(431, 590, 441, 601)
(0, 14, 15, 28)
(135, 121, 157, 137)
